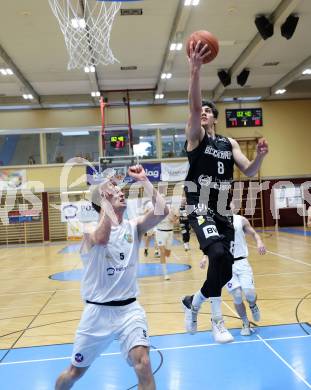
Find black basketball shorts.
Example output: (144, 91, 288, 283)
(188, 206, 234, 254)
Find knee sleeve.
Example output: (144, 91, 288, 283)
(244, 288, 256, 303)
(231, 287, 243, 305)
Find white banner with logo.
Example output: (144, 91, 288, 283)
(61, 201, 98, 223)
(161, 162, 189, 182)
(0, 169, 26, 189)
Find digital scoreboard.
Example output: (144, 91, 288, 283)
(225, 108, 263, 128)
(110, 135, 126, 149)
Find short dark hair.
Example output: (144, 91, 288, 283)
(90, 185, 101, 214)
(201, 99, 219, 119)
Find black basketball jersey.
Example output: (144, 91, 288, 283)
(184, 133, 234, 210)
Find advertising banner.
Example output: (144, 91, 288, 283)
(86, 162, 161, 185)
(161, 162, 189, 182)
(0, 169, 26, 190)
(61, 201, 98, 223)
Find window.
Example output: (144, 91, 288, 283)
(132, 128, 157, 159)
(46, 132, 99, 164)
(161, 128, 186, 158)
(0, 134, 40, 166)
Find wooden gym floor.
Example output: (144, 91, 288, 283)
(0, 228, 310, 351)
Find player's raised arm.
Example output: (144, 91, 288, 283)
(242, 217, 266, 255)
(231, 137, 269, 177)
(186, 41, 210, 151)
(128, 165, 169, 238)
(86, 181, 120, 247)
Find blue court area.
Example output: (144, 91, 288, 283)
(49, 263, 191, 281)
(258, 228, 311, 237)
(0, 323, 310, 389)
(276, 228, 311, 236)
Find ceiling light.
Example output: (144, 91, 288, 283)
(0, 68, 14, 76)
(84, 65, 96, 73)
(22, 94, 34, 100)
(91, 91, 100, 97)
(61, 131, 90, 136)
(275, 89, 286, 95)
(155, 94, 164, 99)
(71, 18, 86, 29)
(302, 68, 311, 75)
(239, 96, 262, 101)
(184, 0, 200, 5)
(170, 43, 183, 51)
(161, 73, 172, 79)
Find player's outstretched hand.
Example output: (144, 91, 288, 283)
(257, 138, 269, 157)
(189, 41, 211, 68)
(128, 165, 147, 181)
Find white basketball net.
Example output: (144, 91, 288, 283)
(48, 0, 121, 69)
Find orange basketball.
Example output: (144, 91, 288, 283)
(186, 30, 219, 64)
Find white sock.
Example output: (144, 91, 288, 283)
(192, 291, 207, 311)
(209, 297, 223, 321)
(161, 264, 167, 275)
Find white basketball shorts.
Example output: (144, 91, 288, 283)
(155, 230, 173, 250)
(71, 300, 149, 368)
(226, 258, 255, 292)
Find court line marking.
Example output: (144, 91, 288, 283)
(223, 301, 311, 388)
(248, 244, 311, 268)
(257, 334, 311, 388)
(1, 333, 311, 366)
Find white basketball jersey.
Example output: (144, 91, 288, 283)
(233, 214, 248, 259)
(156, 206, 174, 230)
(80, 220, 140, 302)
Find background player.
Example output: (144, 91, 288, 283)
(141, 200, 159, 258)
(182, 40, 268, 343)
(155, 200, 179, 280)
(55, 165, 168, 390)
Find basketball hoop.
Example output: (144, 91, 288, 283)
(48, 0, 140, 70)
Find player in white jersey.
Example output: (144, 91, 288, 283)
(155, 203, 179, 280)
(55, 165, 168, 390)
(141, 200, 159, 258)
(200, 207, 266, 336)
(226, 211, 266, 335)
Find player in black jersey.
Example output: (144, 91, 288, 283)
(182, 40, 268, 343)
